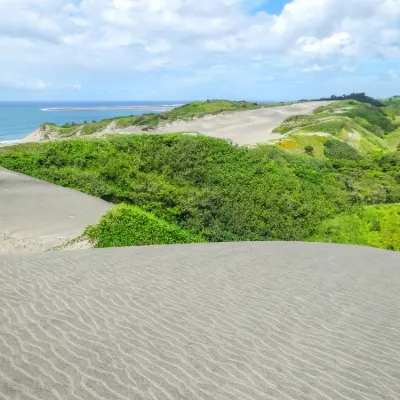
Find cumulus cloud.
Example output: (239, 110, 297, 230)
(0, 0, 399, 95)
(302, 64, 334, 73)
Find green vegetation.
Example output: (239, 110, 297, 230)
(323, 139, 360, 161)
(1, 134, 399, 251)
(381, 96, 400, 117)
(273, 100, 397, 156)
(85, 204, 205, 248)
(312, 204, 400, 251)
(39, 122, 79, 137)
(315, 92, 383, 107)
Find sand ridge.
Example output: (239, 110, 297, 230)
(114, 101, 334, 145)
(0, 167, 112, 254)
(22, 100, 334, 145)
(0, 242, 399, 399)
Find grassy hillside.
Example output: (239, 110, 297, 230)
(272, 100, 399, 157)
(381, 96, 400, 118)
(381, 96, 400, 151)
(1, 134, 399, 251)
(312, 204, 400, 251)
(37, 100, 287, 139)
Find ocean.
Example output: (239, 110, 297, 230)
(0, 101, 186, 143)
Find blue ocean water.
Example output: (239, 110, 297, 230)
(0, 101, 186, 142)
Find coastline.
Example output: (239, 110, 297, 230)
(41, 105, 183, 112)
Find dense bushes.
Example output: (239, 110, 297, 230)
(0, 135, 347, 242)
(85, 204, 205, 248)
(1, 134, 398, 249)
(324, 139, 360, 160)
(316, 92, 383, 107)
(312, 204, 400, 251)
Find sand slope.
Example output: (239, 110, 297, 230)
(115, 101, 333, 145)
(0, 241, 399, 399)
(0, 167, 112, 254)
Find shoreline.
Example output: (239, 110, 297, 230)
(41, 105, 183, 112)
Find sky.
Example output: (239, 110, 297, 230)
(0, 0, 399, 101)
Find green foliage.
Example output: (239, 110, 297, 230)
(300, 120, 347, 136)
(81, 120, 110, 135)
(0, 134, 350, 243)
(314, 101, 395, 135)
(85, 204, 205, 248)
(324, 139, 360, 160)
(1, 134, 399, 250)
(304, 145, 314, 155)
(315, 92, 383, 107)
(381, 96, 400, 117)
(312, 204, 400, 251)
(40, 122, 78, 137)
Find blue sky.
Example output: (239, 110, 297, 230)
(0, 0, 399, 101)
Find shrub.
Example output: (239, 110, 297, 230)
(86, 204, 206, 248)
(311, 204, 400, 251)
(324, 139, 360, 160)
(304, 145, 314, 155)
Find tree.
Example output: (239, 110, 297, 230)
(304, 145, 314, 155)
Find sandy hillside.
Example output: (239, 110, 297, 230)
(0, 167, 112, 254)
(114, 101, 333, 145)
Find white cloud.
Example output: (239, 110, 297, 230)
(342, 65, 357, 73)
(388, 70, 398, 80)
(302, 64, 334, 72)
(0, 0, 399, 96)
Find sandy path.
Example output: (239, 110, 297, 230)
(0, 241, 399, 399)
(0, 167, 112, 254)
(115, 101, 333, 145)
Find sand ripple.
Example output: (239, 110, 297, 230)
(0, 242, 399, 399)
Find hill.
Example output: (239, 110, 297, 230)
(270, 100, 400, 157)
(27, 100, 292, 141)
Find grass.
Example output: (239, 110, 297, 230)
(381, 96, 400, 117)
(1, 134, 399, 251)
(85, 204, 205, 248)
(312, 204, 400, 251)
(272, 100, 396, 156)
(81, 120, 110, 136)
(40, 122, 79, 137)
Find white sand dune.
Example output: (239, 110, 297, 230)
(115, 101, 333, 145)
(0, 241, 399, 399)
(0, 167, 112, 254)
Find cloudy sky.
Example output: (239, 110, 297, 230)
(0, 0, 399, 101)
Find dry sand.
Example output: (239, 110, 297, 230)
(0, 167, 112, 254)
(114, 101, 333, 145)
(0, 241, 399, 399)
(22, 101, 333, 145)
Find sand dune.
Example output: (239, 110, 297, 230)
(115, 101, 333, 145)
(0, 241, 399, 399)
(0, 167, 112, 254)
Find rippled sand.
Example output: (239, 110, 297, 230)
(0, 242, 399, 399)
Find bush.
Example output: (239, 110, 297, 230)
(324, 139, 360, 160)
(1, 134, 398, 249)
(86, 204, 205, 248)
(304, 145, 314, 155)
(311, 204, 400, 251)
